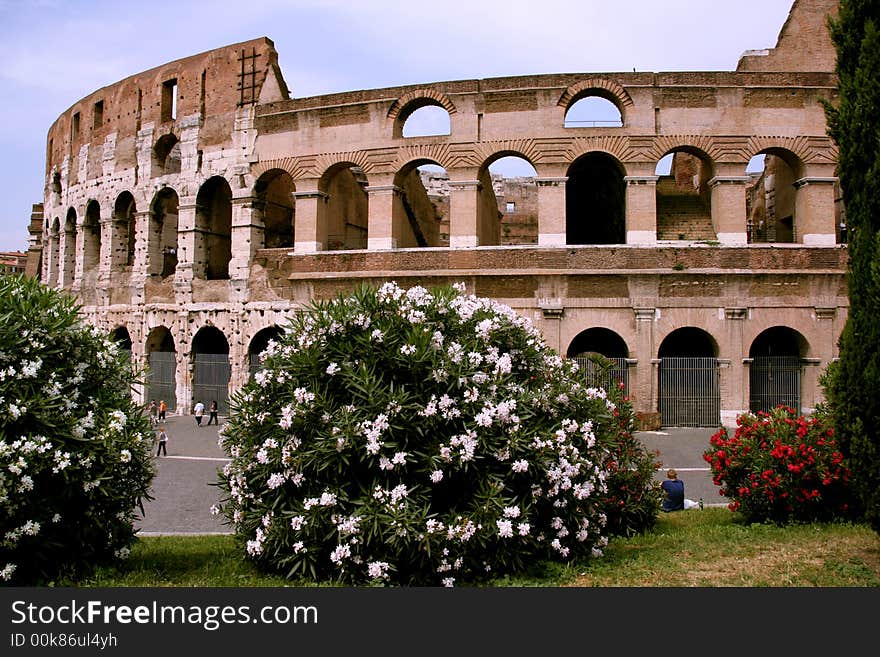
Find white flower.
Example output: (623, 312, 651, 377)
(370, 329, 384, 342)
(267, 473, 285, 489)
(390, 485, 408, 504)
(400, 344, 416, 356)
(119, 449, 131, 463)
(0, 563, 16, 581)
(496, 519, 514, 538)
(511, 459, 529, 473)
(503, 506, 520, 518)
(367, 561, 390, 579)
(326, 362, 340, 375)
(429, 470, 444, 483)
(290, 515, 305, 531)
(517, 522, 531, 536)
(442, 577, 455, 587)
(330, 544, 351, 565)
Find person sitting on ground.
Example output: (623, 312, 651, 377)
(661, 468, 685, 512)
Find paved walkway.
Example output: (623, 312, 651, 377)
(135, 419, 727, 535)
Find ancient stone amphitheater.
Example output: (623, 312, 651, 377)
(25, 0, 846, 428)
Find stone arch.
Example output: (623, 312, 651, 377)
(111, 325, 133, 351)
(479, 150, 540, 246)
(60, 208, 76, 286)
(195, 176, 232, 279)
(254, 168, 295, 248)
(319, 161, 369, 250)
(566, 152, 627, 244)
(248, 325, 284, 378)
(82, 199, 102, 272)
(151, 186, 179, 277)
(744, 146, 805, 243)
(654, 145, 716, 241)
(558, 78, 634, 110)
(657, 326, 720, 427)
(152, 133, 181, 177)
(191, 325, 231, 413)
(145, 326, 177, 412)
(392, 158, 446, 248)
(748, 326, 809, 414)
(388, 88, 457, 138)
(112, 191, 137, 268)
(566, 326, 630, 393)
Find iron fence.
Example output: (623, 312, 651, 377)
(658, 357, 720, 427)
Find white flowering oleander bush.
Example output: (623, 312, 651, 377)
(0, 276, 155, 585)
(219, 282, 660, 585)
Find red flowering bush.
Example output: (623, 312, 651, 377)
(704, 406, 855, 524)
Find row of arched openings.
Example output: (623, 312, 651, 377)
(567, 325, 807, 427)
(111, 325, 284, 413)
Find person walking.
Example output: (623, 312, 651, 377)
(158, 399, 167, 421)
(148, 400, 158, 427)
(156, 425, 168, 457)
(193, 400, 205, 427)
(207, 400, 219, 426)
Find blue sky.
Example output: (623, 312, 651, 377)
(0, 0, 795, 252)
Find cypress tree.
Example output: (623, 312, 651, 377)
(824, 0, 880, 533)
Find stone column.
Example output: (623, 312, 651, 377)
(794, 177, 838, 245)
(538, 299, 564, 352)
(293, 180, 328, 253)
(722, 307, 748, 429)
(708, 166, 749, 245)
(448, 178, 481, 248)
(130, 210, 153, 305)
(174, 196, 197, 304)
(633, 307, 656, 421)
(624, 175, 658, 245)
(808, 306, 838, 410)
(365, 183, 403, 250)
(176, 312, 192, 415)
(536, 176, 568, 246)
(229, 194, 261, 285)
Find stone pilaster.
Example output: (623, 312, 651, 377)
(624, 175, 658, 245)
(536, 177, 567, 246)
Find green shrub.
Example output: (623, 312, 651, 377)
(217, 282, 657, 585)
(0, 276, 155, 584)
(704, 406, 855, 524)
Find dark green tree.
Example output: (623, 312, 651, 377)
(824, 0, 880, 533)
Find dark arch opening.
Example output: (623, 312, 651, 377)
(151, 187, 179, 278)
(145, 327, 176, 412)
(255, 170, 295, 249)
(195, 176, 232, 279)
(83, 200, 102, 271)
(153, 133, 181, 177)
(658, 327, 719, 427)
(113, 192, 137, 268)
(748, 326, 807, 414)
(567, 327, 630, 393)
(112, 326, 132, 351)
(321, 164, 368, 250)
(566, 152, 626, 244)
(248, 326, 284, 378)
(192, 326, 231, 413)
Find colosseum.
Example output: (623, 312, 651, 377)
(25, 0, 846, 429)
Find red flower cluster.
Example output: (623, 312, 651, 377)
(703, 406, 853, 524)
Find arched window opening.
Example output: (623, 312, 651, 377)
(401, 104, 451, 138)
(567, 327, 629, 393)
(192, 326, 231, 414)
(112, 192, 137, 268)
(564, 95, 623, 128)
(195, 176, 232, 279)
(145, 327, 177, 412)
(255, 170, 295, 249)
(47, 217, 61, 287)
(112, 326, 132, 366)
(60, 209, 76, 286)
(392, 161, 444, 248)
(566, 152, 626, 245)
(153, 133, 181, 177)
(658, 327, 720, 427)
(655, 150, 715, 241)
(322, 165, 368, 250)
(748, 326, 807, 414)
(248, 326, 284, 379)
(83, 200, 102, 272)
(151, 187, 179, 278)
(745, 151, 799, 243)
(487, 156, 539, 245)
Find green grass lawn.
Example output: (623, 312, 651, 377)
(77, 508, 880, 587)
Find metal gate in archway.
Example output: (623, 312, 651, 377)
(147, 351, 177, 412)
(659, 357, 720, 427)
(574, 356, 629, 395)
(749, 356, 801, 414)
(192, 353, 231, 414)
